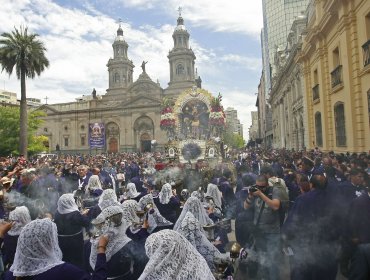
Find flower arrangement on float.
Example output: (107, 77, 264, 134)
(160, 99, 176, 138)
(209, 93, 226, 129)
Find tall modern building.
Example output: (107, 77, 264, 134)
(261, 0, 310, 95)
(225, 107, 243, 137)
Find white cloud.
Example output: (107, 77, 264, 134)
(119, 0, 263, 36)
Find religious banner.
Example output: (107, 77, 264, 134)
(89, 123, 105, 148)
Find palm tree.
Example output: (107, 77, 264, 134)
(0, 26, 49, 158)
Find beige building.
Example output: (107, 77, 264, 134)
(37, 15, 203, 153)
(269, 14, 307, 150)
(0, 90, 17, 105)
(248, 111, 259, 141)
(298, 0, 370, 152)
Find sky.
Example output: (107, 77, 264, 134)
(0, 0, 264, 140)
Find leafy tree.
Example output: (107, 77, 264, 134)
(0, 26, 49, 158)
(222, 127, 245, 149)
(0, 106, 46, 156)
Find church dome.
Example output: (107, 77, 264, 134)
(174, 16, 187, 32)
(115, 25, 125, 42)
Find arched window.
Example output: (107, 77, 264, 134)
(315, 112, 323, 147)
(176, 64, 185, 75)
(334, 102, 346, 146)
(114, 73, 120, 83)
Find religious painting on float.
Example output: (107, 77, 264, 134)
(162, 87, 224, 164)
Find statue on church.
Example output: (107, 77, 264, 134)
(141, 61, 148, 72)
(91, 88, 97, 99)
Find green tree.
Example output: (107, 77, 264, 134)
(0, 26, 49, 158)
(222, 127, 245, 149)
(0, 106, 46, 156)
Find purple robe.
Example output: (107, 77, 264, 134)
(153, 196, 180, 223)
(4, 253, 107, 280)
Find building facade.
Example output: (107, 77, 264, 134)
(0, 90, 17, 105)
(261, 0, 310, 95)
(298, 0, 370, 152)
(38, 14, 204, 154)
(269, 15, 307, 150)
(224, 107, 243, 137)
(249, 111, 259, 141)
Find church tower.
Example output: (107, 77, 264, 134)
(165, 8, 196, 97)
(106, 23, 134, 95)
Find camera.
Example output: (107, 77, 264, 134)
(249, 185, 259, 193)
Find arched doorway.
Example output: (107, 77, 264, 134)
(106, 122, 120, 153)
(133, 116, 154, 152)
(108, 137, 118, 153)
(140, 133, 151, 152)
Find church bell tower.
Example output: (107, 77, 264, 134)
(166, 8, 196, 97)
(106, 23, 135, 95)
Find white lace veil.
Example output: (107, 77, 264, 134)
(138, 194, 172, 229)
(205, 183, 222, 209)
(8, 206, 32, 236)
(173, 197, 213, 231)
(98, 189, 120, 210)
(10, 219, 64, 277)
(86, 175, 102, 194)
(121, 199, 140, 225)
(126, 182, 140, 198)
(158, 183, 172, 204)
(90, 205, 131, 269)
(57, 193, 79, 214)
(176, 212, 222, 269)
(138, 229, 215, 280)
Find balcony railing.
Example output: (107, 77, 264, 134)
(363, 39, 370, 67)
(331, 65, 343, 88)
(312, 84, 319, 101)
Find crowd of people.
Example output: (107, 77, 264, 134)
(0, 148, 368, 280)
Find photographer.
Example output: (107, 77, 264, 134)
(244, 174, 288, 280)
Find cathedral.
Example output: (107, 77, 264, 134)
(38, 14, 205, 154)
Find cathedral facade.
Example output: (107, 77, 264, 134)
(38, 15, 202, 154)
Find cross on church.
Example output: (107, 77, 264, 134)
(117, 18, 122, 27)
(44, 96, 48, 104)
(178, 6, 182, 17)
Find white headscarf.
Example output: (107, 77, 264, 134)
(57, 193, 79, 214)
(125, 182, 140, 198)
(7, 206, 32, 236)
(174, 197, 213, 231)
(89, 206, 131, 269)
(121, 199, 140, 225)
(10, 219, 64, 277)
(138, 194, 172, 229)
(86, 175, 102, 194)
(158, 183, 173, 204)
(98, 189, 120, 210)
(138, 229, 215, 280)
(205, 183, 222, 209)
(177, 212, 223, 269)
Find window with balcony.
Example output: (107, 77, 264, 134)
(331, 47, 342, 87)
(312, 84, 319, 101)
(331, 65, 342, 88)
(334, 102, 346, 146)
(315, 112, 323, 147)
(363, 13, 370, 67)
(81, 136, 85, 146)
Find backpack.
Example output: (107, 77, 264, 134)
(268, 177, 289, 226)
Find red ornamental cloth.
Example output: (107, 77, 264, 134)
(160, 119, 176, 127)
(161, 107, 173, 114)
